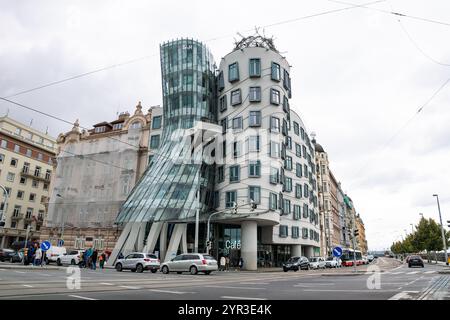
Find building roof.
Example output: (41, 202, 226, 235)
(311, 138, 325, 153)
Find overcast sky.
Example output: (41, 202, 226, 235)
(1, 0, 449, 251)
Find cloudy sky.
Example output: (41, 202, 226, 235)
(1, 0, 449, 250)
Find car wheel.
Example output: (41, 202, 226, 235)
(57, 259, 62, 266)
(136, 264, 144, 273)
(115, 263, 123, 272)
(283, 267, 288, 272)
(162, 265, 169, 274)
(151, 269, 157, 273)
(71, 259, 76, 265)
(205, 271, 211, 275)
(190, 266, 198, 275)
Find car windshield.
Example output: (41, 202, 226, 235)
(288, 257, 300, 262)
(147, 254, 157, 259)
(326, 257, 334, 261)
(310, 258, 317, 262)
(202, 255, 215, 260)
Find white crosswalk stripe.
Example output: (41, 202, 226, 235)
(407, 271, 419, 275)
(424, 271, 436, 274)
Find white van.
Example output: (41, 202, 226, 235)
(45, 246, 67, 264)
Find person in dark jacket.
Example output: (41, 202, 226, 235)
(91, 250, 98, 270)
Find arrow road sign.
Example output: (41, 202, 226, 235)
(332, 246, 343, 258)
(41, 240, 51, 251)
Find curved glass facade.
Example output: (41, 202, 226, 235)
(115, 39, 217, 224)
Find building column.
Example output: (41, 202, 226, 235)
(0, 236, 5, 249)
(291, 244, 302, 257)
(241, 221, 257, 271)
(304, 246, 314, 258)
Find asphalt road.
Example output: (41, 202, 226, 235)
(0, 258, 448, 300)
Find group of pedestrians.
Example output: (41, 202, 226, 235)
(79, 247, 107, 270)
(219, 256, 244, 271)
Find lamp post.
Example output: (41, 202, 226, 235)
(432, 194, 448, 266)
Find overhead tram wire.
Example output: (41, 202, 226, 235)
(347, 75, 450, 188)
(3, 0, 388, 100)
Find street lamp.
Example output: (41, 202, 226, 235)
(432, 194, 448, 266)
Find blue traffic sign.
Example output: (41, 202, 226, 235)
(332, 246, 343, 258)
(41, 241, 51, 251)
(57, 239, 64, 247)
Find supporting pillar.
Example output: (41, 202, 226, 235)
(291, 244, 302, 257)
(164, 223, 186, 262)
(107, 222, 133, 266)
(160, 223, 168, 261)
(241, 221, 257, 271)
(0, 236, 5, 249)
(304, 246, 314, 258)
(181, 225, 188, 254)
(143, 222, 163, 253)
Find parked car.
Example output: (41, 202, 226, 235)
(45, 246, 67, 264)
(0, 248, 15, 262)
(10, 249, 25, 263)
(325, 257, 341, 268)
(282, 256, 310, 271)
(160, 253, 218, 275)
(361, 256, 369, 265)
(367, 254, 374, 262)
(56, 250, 84, 266)
(309, 257, 326, 269)
(408, 255, 424, 268)
(115, 252, 160, 273)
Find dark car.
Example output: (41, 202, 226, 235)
(283, 256, 310, 272)
(408, 255, 424, 268)
(0, 249, 15, 262)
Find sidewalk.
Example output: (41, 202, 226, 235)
(0, 262, 64, 270)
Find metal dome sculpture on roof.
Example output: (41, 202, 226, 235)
(233, 29, 278, 52)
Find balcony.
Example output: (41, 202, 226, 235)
(11, 213, 24, 220)
(24, 215, 33, 223)
(20, 168, 51, 182)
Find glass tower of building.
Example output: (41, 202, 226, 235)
(115, 39, 217, 224)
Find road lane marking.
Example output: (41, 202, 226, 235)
(22, 285, 33, 288)
(149, 289, 195, 295)
(14, 271, 26, 274)
(424, 271, 436, 274)
(119, 285, 142, 290)
(391, 272, 404, 275)
(205, 285, 265, 290)
(388, 291, 419, 300)
(99, 282, 114, 286)
(240, 282, 270, 285)
(68, 295, 97, 300)
(407, 271, 419, 275)
(221, 296, 267, 300)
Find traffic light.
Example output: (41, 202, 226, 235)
(250, 199, 257, 211)
(447, 220, 450, 228)
(354, 229, 359, 237)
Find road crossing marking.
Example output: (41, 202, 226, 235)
(407, 271, 419, 275)
(22, 285, 33, 288)
(14, 271, 26, 274)
(424, 271, 436, 274)
(388, 291, 419, 300)
(205, 285, 266, 290)
(221, 296, 267, 300)
(99, 282, 114, 286)
(119, 285, 142, 290)
(68, 294, 97, 300)
(149, 289, 196, 295)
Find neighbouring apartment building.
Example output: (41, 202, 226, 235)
(40, 103, 162, 251)
(0, 116, 56, 248)
(355, 214, 368, 254)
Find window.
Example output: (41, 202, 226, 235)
(150, 135, 160, 149)
(300, 127, 305, 140)
(292, 226, 300, 239)
(293, 122, 299, 135)
(284, 69, 291, 91)
(248, 136, 260, 152)
(182, 94, 193, 108)
(294, 205, 301, 220)
(225, 191, 237, 208)
(217, 166, 224, 183)
(218, 71, 225, 91)
(29, 193, 36, 202)
(0, 140, 6, 148)
(228, 62, 239, 82)
(284, 156, 292, 170)
(249, 86, 261, 102)
(222, 140, 227, 158)
(295, 184, 302, 199)
(37, 153, 43, 161)
(304, 164, 308, 177)
(13, 205, 21, 216)
(270, 88, 280, 105)
(221, 118, 228, 134)
(296, 163, 302, 177)
(270, 116, 280, 133)
(26, 149, 32, 157)
(279, 225, 288, 238)
(231, 89, 242, 106)
(270, 141, 280, 158)
(113, 123, 123, 130)
(270, 167, 279, 184)
(283, 199, 291, 214)
(249, 111, 261, 127)
(45, 170, 51, 180)
(229, 165, 240, 182)
(232, 117, 243, 130)
(43, 183, 48, 191)
(26, 208, 33, 219)
(130, 121, 141, 129)
(303, 204, 309, 218)
(14, 144, 20, 153)
(295, 143, 301, 157)
(302, 145, 307, 159)
(249, 58, 261, 77)
(94, 126, 106, 133)
(0, 154, 4, 163)
(152, 116, 162, 129)
(17, 190, 24, 200)
(283, 96, 290, 113)
(219, 95, 227, 112)
(269, 193, 277, 210)
(286, 136, 292, 150)
(248, 186, 261, 204)
(32, 180, 38, 188)
(233, 141, 241, 158)
(182, 73, 193, 86)
(248, 161, 261, 177)
(271, 62, 281, 81)
(304, 184, 309, 198)
(7, 172, 15, 182)
(20, 177, 26, 185)
(283, 177, 292, 193)
(10, 158, 18, 167)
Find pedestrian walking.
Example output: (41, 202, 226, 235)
(34, 247, 42, 266)
(91, 250, 98, 270)
(99, 252, 106, 269)
(225, 256, 230, 271)
(220, 256, 226, 271)
(239, 257, 244, 271)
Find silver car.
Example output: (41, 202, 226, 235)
(115, 252, 160, 273)
(160, 253, 218, 275)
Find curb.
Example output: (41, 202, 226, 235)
(0, 265, 65, 271)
